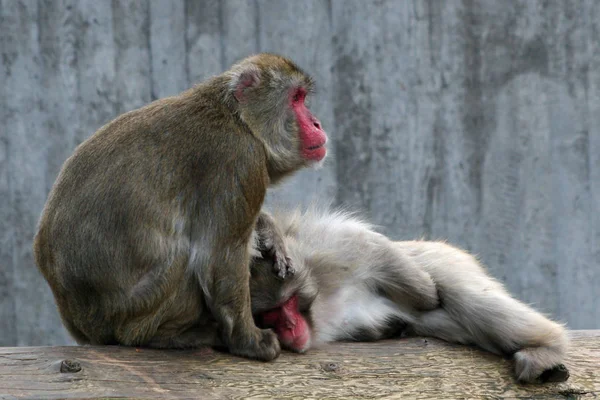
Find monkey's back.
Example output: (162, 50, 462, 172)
(33, 87, 266, 345)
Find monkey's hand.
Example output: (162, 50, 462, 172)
(256, 212, 295, 279)
(266, 243, 294, 280)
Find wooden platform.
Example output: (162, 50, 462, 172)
(0, 331, 598, 399)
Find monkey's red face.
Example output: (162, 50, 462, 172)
(290, 88, 327, 162)
(259, 295, 312, 353)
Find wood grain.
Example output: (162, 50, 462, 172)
(0, 332, 597, 399)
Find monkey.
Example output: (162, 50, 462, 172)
(33, 53, 343, 361)
(249, 207, 570, 383)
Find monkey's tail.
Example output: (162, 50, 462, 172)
(399, 241, 569, 383)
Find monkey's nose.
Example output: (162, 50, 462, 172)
(313, 121, 321, 129)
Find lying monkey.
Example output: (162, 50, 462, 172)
(250, 207, 570, 383)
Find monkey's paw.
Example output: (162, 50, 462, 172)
(539, 364, 570, 383)
(272, 253, 294, 280)
(514, 348, 569, 383)
(230, 328, 281, 361)
(260, 235, 295, 279)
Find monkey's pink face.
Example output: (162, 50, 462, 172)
(259, 295, 312, 353)
(290, 88, 327, 162)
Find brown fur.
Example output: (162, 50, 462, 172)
(34, 53, 326, 361)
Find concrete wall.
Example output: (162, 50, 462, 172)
(1, 0, 598, 346)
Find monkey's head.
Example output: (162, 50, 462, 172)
(250, 243, 319, 353)
(227, 53, 328, 182)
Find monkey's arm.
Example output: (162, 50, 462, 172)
(184, 136, 281, 361)
(256, 211, 294, 279)
(292, 212, 440, 311)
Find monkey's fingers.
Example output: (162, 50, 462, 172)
(273, 254, 295, 280)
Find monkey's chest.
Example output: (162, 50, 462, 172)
(313, 285, 408, 343)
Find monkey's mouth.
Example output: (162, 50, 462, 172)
(303, 139, 327, 161)
(256, 295, 311, 353)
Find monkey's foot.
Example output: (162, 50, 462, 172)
(229, 328, 281, 361)
(539, 364, 570, 383)
(514, 348, 569, 383)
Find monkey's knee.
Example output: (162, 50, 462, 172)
(407, 271, 440, 311)
(378, 246, 440, 311)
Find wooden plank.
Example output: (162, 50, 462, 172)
(0, 332, 597, 399)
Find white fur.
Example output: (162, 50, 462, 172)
(273, 208, 569, 383)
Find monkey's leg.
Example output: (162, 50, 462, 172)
(256, 211, 294, 279)
(361, 242, 440, 311)
(398, 241, 569, 383)
(147, 324, 223, 349)
(203, 246, 281, 361)
(408, 309, 475, 345)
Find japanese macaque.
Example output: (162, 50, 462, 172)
(250, 208, 570, 383)
(33, 53, 328, 361)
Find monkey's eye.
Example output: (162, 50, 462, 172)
(292, 88, 306, 104)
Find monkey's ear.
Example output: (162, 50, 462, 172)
(232, 67, 261, 103)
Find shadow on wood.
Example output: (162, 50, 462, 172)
(0, 332, 597, 399)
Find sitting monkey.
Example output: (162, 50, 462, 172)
(250, 207, 569, 383)
(34, 54, 332, 361)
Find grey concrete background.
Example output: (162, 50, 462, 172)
(1, 0, 598, 346)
